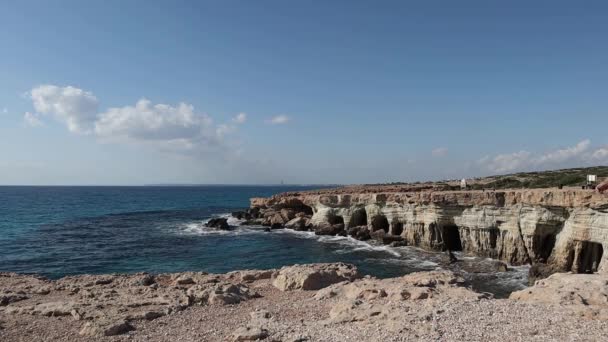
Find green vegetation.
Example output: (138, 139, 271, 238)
(473, 166, 608, 190)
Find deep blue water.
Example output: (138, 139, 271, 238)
(0, 186, 528, 297)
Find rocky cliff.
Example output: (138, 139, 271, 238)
(246, 188, 608, 274)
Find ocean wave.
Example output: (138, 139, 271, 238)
(273, 228, 402, 257)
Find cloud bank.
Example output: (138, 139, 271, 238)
(27, 85, 246, 156)
(478, 139, 608, 173)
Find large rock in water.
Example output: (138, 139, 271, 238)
(272, 263, 360, 291)
(314, 223, 345, 236)
(206, 217, 230, 230)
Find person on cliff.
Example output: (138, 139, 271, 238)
(447, 249, 458, 263)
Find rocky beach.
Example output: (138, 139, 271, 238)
(2, 263, 608, 341)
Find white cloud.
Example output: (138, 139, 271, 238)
(535, 139, 590, 164)
(431, 147, 448, 157)
(94, 98, 230, 154)
(30, 85, 99, 134)
(26, 84, 249, 157)
(480, 151, 532, 173)
(23, 112, 43, 127)
(479, 139, 608, 174)
(2, 108, 7, 114)
(232, 112, 247, 124)
(591, 147, 608, 161)
(267, 115, 290, 125)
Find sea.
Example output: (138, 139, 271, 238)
(0, 185, 528, 298)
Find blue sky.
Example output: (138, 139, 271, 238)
(1, 0, 607, 185)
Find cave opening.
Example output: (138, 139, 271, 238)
(489, 228, 498, 249)
(327, 213, 344, 226)
(391, 219, 404, 236)
(371, 215, 389, 233)
(350, 208, 368, 227)
(442, 225, 462, 251)
(535, 234, 557, 262)
(300, 204, 314, 215)
(577, 241, 603, 274)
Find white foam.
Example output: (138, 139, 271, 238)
(274, 229, 402, 257)
(175, 218, 263, 237)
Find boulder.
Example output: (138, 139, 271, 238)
(272, 263, 360, 291)
(314, 223, 345, 236)
(206, 217, 230, 230)
(348, 226, 371, 241)
(285, 217, 307, 230)
(231, 211, 252, 220)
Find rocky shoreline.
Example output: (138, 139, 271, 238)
(2, 263, 608, 341)
(2, 186, 608, 341)
(240, 188, 608, 282)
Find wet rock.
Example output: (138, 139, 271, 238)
(314, 223, 345, 236)
(270, 222, 284, 229)
(389, 241, 407, 247)
(272, 263, 360, 291)
(232, 211, 252, 220)
(206, 217, 230, 230)
(348, 226, 371, 241)
(285, 217, 307, 230)
(380, 234, 404, 245)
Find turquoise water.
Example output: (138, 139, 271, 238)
(0, 186, 528, 297)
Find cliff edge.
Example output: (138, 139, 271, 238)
(246, 187, 608, 275)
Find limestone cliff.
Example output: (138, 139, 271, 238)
(248, 189, 608, 274)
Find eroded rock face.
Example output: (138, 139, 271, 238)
(272, 263, 361, 291)
(250, 189, 608, 275)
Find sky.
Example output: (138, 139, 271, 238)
(1, 0, 607, 185)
